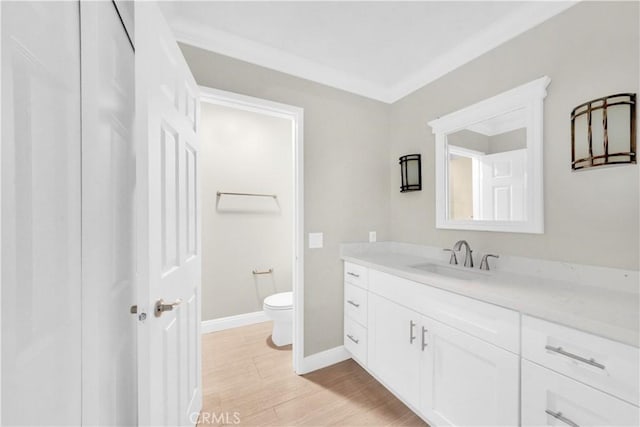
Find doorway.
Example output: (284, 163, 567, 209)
(198, 87, 304, 373)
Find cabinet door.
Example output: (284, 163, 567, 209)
(420, 317, 519, 426)
(522, 360, 639, 427)
(368, 293, 421, 409)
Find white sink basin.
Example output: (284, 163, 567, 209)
(409, 263, 486, 281)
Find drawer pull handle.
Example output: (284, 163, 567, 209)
(421, 326, 428, 351)
(545, 410, 580, 427)
(545, 345, 605, 370)
(347, 334, 359, 344)
(409, 320, 416, 344)
(347, 272, 360, 278)
(347, 300, 360, 308)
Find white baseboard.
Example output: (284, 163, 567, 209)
(296, 345, 351, 375)
(201, 311, 270, 334)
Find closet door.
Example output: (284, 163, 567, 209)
(80, 2, 136, 425)
(1, 2, 82, 425)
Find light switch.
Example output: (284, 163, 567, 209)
(369, 231, 377, 242)
(308, 232, 323, 249)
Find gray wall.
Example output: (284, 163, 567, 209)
(389, 1, 639, 270)
(488, 128, 526, 154)
(181, 44, 391, 355)
(446, 128, 526, 154)
(447, 129, 489, 152)
(200, 103, 293, 321)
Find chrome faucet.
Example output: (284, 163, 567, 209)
(453, 240, 474, 268)
(480, 254, 499, 271)
(443, 248, 458, 265)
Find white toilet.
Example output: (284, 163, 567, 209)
(263, 291, 293, 347)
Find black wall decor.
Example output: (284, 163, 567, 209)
(571, 93, 636, 170)
(399, 154, 422, 192)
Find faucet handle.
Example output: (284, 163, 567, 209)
(443, 248, 458, 265)
(480, 254, 499, 271)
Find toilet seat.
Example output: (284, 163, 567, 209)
(263, 291, 293, 310)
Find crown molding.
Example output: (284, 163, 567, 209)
(172, 19, 392, 102)
(171, 2, 576, 105)
(385, 1, 576, 103)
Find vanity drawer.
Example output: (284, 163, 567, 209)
(522, 315, 639, 405)
(344, 283, 367, 327)
(344, 316, 367, 364)
(344, 262, 368, 289)
(369, 269, 520, 353)
(522, 359, 639, 427)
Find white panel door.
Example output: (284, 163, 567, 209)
(80, 2, 136, 425)
(522, 360, 639, 427)
(480, 148, 526, 221)
(135, 2, 202, 426)
(420, 317, 519, 426)
(368, 293, 421, 409)
(1, 1, 82, 425)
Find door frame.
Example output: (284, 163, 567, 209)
(448, 145, 483, 220)
(198, 86, 305, 374)
(0, 3, 4, 421)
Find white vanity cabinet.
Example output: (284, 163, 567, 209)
(522, 315, 639, 405)
(521, 315, 639, 427)
(343, 261, 639, 427)
(368, 291, 519, 426)
(343, 262, 369, 364)
(420, 317, 519, 426)
(346, 263, 520, 426)
(522, 360, 639, 427)
(368, 293, 423, 409)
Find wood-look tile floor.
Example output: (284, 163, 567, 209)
(200, 321, 428, 427)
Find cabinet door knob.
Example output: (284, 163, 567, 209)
(347, 334, 359, 344)
(545, 345, 605, 370)
(347, 300, 360, 308)
(545, 410, 580, 427)
(421, 327, 428, 351)
(409, 320, 416, 344)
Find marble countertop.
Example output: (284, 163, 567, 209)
(341, 249, 639, 348)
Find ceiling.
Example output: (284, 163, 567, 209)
(160, 1, 575, 103)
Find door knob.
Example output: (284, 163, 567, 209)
(154, 298, 182, 317)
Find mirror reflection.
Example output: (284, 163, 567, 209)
(447, 109, 527, 221)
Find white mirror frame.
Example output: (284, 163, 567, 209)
(428, 76, 551, 234)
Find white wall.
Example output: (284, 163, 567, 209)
(389, 1, 639, 270)
(200, 102, 293, 321)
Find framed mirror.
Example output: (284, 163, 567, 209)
(428, 76, 550, 233)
